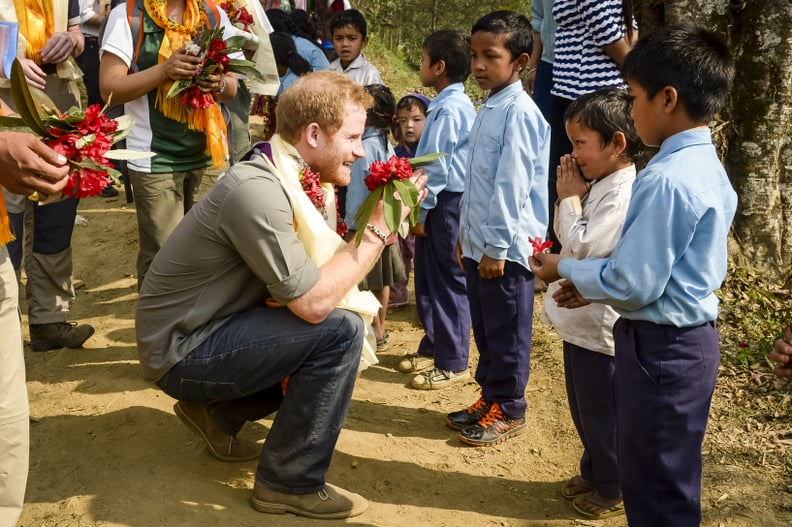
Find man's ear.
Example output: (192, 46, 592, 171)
(304, 122, 322, 148)
(661, 85, 679, 114)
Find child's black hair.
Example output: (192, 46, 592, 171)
(396, 95, 429, 115)
(266, 8, 297, 34)
(471, 11, 532, 61)
(565, 88, 642, 160)
(422, 30, 471, 84)
(329, 9, 368, 39)
(364, 84, 395, 134)
(621, 24, 735, 123)
(270, 32, 313, 77)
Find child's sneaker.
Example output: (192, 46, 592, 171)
(445, 397, 491, 430)
(411, 367, 469, 390)
(397, 352, 433, 373)
(458, 402, 527, 446)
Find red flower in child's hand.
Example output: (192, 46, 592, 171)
(364, 155, 413, 191)
(529, 236, 553, 255)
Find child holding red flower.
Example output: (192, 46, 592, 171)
(344, 84, 405, 349)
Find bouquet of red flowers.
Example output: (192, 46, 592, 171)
(219, 1, 254, 31)
(352, 153, 443, 245)
(529, 236, 553, 255)
(167, 26, 264, 109)
(0, 60, 150, 200)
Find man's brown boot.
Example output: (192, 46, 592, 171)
(173, 401, 260, 462)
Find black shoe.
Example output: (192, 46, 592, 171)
(100, 184, 119, 197)
(458, 402, 527, 446)
(29, 322, 95, 352)
(446, 396, 491, 430)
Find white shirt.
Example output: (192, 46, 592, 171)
(541, 164, 635, 355)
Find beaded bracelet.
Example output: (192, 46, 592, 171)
(366, 223, 389, 245)
(215, 77, 226, 95)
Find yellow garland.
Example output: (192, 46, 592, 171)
(144, 0, 228, 168)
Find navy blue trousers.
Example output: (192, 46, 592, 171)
(614, 318, 719, 527)
(564, 341, 620, 497)
(414, 192, 470, 371)
(463, 258, 534, 418)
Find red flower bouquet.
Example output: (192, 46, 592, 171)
(0, 59, 150, 200)
(529, 236, 553, 255)
(166, 26, 264, 106)
(219, 2, 254, 31)
(352, 152, 443, 245)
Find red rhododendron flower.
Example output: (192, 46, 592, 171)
(236, 8, 254, 31)
(181, 86, 215, 109)
(364, 155, 414, 191)
(300, 166, 347, 237)
(529, 236, 553, 255)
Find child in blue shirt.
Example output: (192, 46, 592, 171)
(449, 11, 550, 446)
(398, 30, 476, 391)
(344, 84, 405, 350)
(531, 25, 737, 527)
(327, 9, 382, 85)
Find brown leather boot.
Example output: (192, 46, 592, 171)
(174, 401, 260, 462)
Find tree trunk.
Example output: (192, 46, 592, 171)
(633, 0, 792, 276)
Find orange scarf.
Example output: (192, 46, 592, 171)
(0, 193, 11, 246)
(144, 0, 228, 168)
(14, 0, 54, 64)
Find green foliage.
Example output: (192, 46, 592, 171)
(356, 0, 531, 70)
(717, 263, 792, 370)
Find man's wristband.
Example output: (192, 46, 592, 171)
(366, 223, 389, 245)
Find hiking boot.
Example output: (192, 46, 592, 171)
(29, 322, 95, 352)
(397, 352, 433, 373)
(458, 402, 527, 446)
(100, 184, 119, 197)
(446, 397, 492, 430)
(174, 401, 260, 462)
(411, 367, 470, 390)
(251, 482, 368, 519)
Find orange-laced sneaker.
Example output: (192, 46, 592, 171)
(445, 396, 492, 431)
(458, 402, 527, 446)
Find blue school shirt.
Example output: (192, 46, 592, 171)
(344, 127, 395, 230)
(292, 35, 330, 71)
(278, 69, 300, 96)
(558, 128, 738, 327)
(414, 83, 476, 223)
(459, 80, 550, 269)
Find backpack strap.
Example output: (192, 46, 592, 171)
(203, 0, 221, 29)
(128, 0, 145, 73)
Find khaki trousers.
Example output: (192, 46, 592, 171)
(0, 247, 29, 527)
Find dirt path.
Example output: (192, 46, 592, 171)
(15, 191, 791, 527)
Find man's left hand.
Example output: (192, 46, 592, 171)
(40, 32, 76, 64)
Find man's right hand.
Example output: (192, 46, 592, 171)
(0, 132, 70, 198)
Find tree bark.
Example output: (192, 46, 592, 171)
(634, 0, 792, 276)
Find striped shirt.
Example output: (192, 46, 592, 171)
(551, 0, 627, 100)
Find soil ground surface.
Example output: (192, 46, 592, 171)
(14, 175, 792, 527)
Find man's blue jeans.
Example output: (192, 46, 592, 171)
(157, 306, 364, 494)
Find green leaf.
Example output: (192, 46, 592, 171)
(224, 35, 248, 50)
(75, 133, 96, 150)
(353, 186, 384, 246)
(167, 80, 192, 98)
(409, 152, 446, 168)
(0, 115, 33, 133)
(228, 63, 266, 82)
(10, 59, 50, 137)
(382, 182, 402, 234)
(392, 179, 419, 211)
(104, 149, 156, 160)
